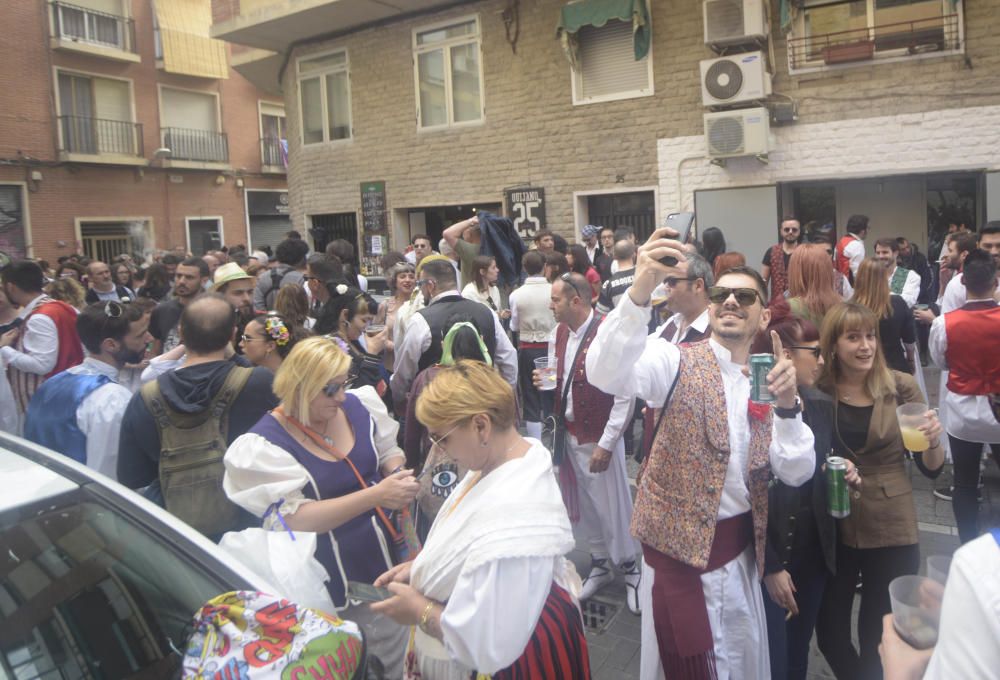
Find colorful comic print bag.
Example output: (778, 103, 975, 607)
(182, 591, 367, 679)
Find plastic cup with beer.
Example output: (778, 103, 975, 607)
(926, 555, 952, 585)
(534, 357, 557, 391)
(365, 322, 386, 338)
(889, 575, 943, 650)
(896, 402, 931, 452)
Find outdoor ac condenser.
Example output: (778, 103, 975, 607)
(700, 51, 772, 107)
(704, 107, 770, 160)
(704, 0, 768, 48)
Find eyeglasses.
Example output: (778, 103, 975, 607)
(240, 333, 264, 343)
(427, 422, 462, 452)
(787, 345, 822, 359)
(321, 376, 355, 397)
(559, 272, 589, 300)
(665, 276, 697, 287)
(707, 286, 763, 307)
(415, 279, 431, 287)
(103, 301, 125, 318)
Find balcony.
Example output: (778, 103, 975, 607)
(788, 14, 960, 72)
(211, 0, 461, 54)
(57, 115, 146, 166)
(260, 136, 287, 173)
(160, 127, 230, 169)
(50, 1, 140, 63)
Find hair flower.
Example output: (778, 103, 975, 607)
(335, 283, 348, 295)
(264, 315, 290, 346)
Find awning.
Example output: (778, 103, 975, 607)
(154, 0, 228, 79)
(556, 0, 651, 69)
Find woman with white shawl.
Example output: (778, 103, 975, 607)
(371, 360, 591, 679)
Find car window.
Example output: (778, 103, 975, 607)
(0, 488, 243, 679)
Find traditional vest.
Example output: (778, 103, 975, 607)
(944, 301, 1000, 395)
(9, 298, 83, 413)
(768, 243, 790, 302)
(24, 371, 110, 464)
(632, 341, 773, 573)
(511, 278, 554, 343)
(416, 293, 497, 371)
(835, 235, 856, 282)
(553, 316, 615, 445)
(889, 266, 911, 295)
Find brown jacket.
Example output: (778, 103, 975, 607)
(830, 371, 942, 549)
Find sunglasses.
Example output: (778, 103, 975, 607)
(559, 272, 589, 300)
(428, 422, 462, 452)
(103, 300, 126, 318)
(787, 345, 821, 359)
(782, 228, 800, 233)
(321, 376, 355, 397)
(707, 286, 763, 307)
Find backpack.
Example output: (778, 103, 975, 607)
(140, 366, 253, 537)
(262, 266, 289, 310)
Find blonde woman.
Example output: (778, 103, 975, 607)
(371, 361, 589, 680)
(814, 302, 944, 679)
(223, 336, 418, 676)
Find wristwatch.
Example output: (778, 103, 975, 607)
(773, 397, 802, 419)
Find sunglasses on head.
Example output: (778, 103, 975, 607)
(559, 272, 589, 300)
(787, 345, 821, 359)
(707, 286, 763, 307)
(103, 300, 127, 318)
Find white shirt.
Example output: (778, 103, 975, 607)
(586, 293, 815, 518)
(461, 282, 502, 312)
(924, 532, 1000, 679)
(509, 277, 554, 343)
(888, 266, 921, 308)
(549, 311, 632, 451)
(67, 357, 134, 480)
(655, 308, 710, 345)
(0, 294, 60, 376)
(929, 302, 1000, 444)
(390, 291, 517, 399)
(842, 235, 866, 276)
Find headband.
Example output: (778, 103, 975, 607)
(440, 322, 493, 367)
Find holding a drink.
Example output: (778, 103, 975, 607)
(533, 357, 557, 391)
(896, 402, 936, 452)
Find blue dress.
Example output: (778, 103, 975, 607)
(249, 394, 394, 608)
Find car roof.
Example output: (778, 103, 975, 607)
(0, 448, 78, 513)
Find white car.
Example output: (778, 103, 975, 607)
(0, 433, 372, 679)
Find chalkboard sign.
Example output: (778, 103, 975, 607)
(360, 181, 388, 233)
(504, 187, 546, 240)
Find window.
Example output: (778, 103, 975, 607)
(789, 0, 961, 70)
(159, 86, 228, 163)
(413, 18, 483, 129)
(52, 0, 131, 51)
(0, 185, 28, 262)
(56, 72, 138, 156)
(187, 217, 223, 255)
(297, 50, 352, 145)
(80, 221, 140, 261)
(572, 17, 653, 105)
(259, 102, 287, 168)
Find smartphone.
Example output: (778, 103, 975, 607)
(347, 580, 392, 603)
(658, 212, 695, 267)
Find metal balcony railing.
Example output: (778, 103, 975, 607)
(58, 115, 144, 156)
(261, 136, 287, 168)
(51, 0, 136, 53)
(788, 13, 960, 70)
(161, 127, 230, 163)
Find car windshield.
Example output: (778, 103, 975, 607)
(0, 487, 244, 679)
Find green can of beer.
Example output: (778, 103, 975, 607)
(827, 456, 851, 518)
(749, 353, 776, 404)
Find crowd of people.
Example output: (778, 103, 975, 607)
(1, 213, 999, 680)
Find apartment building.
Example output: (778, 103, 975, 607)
(211, 0, 1000, 274)
(0, 0, 290, 266)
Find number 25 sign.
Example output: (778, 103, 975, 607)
(504, 187, 546, 240)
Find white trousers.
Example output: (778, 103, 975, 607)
(639, 546, 770, 680)
(565, 432, 639, 566)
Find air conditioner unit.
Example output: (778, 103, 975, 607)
(704, 0, 768, 48)
(704, 107, 769, 160)
(700, 51, 771, 107)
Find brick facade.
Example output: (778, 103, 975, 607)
(0, 0, 287, 264)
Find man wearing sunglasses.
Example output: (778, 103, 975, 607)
(761, 218, 802, 303)
(587, 227, 815, 680)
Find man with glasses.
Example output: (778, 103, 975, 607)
(761, 218, 802, 303)
(25, 301, 150, 480)
(588, 229, 815, 680)
(84, 260, 133, 304)
(546, 272, 641, 614)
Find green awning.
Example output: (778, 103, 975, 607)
(556, 0, 651, 69)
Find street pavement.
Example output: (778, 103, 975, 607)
(567, 366, 999, 680)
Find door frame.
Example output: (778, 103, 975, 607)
(184, 215, 224, 255)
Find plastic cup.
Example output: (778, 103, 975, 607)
(896, 402, 930, 452)
(889, 575, 942, 650)
(365, 323, 386, 337)
(534, 357, 557, 391)
(926, 555, 952, 585)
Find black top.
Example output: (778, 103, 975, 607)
(148, 298, 184, 348)
(416, 293, 497, 372)
(837, 402, 873, 453)
(761, 246, 791, 270)
(597, 267, 636, 314)
(880, 295, 916, 374)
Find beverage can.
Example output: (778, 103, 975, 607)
(827, 455, 851, 518)
(749, 353, 776, 404)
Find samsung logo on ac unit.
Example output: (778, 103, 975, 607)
(742, 55, 759, 63)
(747, 116, 763, 123)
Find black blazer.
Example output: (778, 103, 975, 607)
(763, 387, 837, 576)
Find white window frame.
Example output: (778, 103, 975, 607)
(789, 0, 964, 74)
(73, 217, 152, 261)
(53, 67, 138, 155)
(185, 215, 225, 255)
(296, 48, 353, 146)
(570, 4, 654, 106)
(412, 15, 485, 131)
(156, 84, 222, 133)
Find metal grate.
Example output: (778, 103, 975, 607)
(704, 59, 744, 101)
(707, 116, 745, 155)
(581, 597, 620, 635)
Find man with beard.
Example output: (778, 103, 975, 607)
(761, 218, 801, 303)
(212, 262, 257, 352)
(874, 237, 921, 308)
(149, 257, 208, 355)
(24, 301, 151, 480)
(588, 228, 814, 679)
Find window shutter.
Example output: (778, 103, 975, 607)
(578, 19, 650, 100)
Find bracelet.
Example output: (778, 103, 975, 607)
(418, 601, 436, 633)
